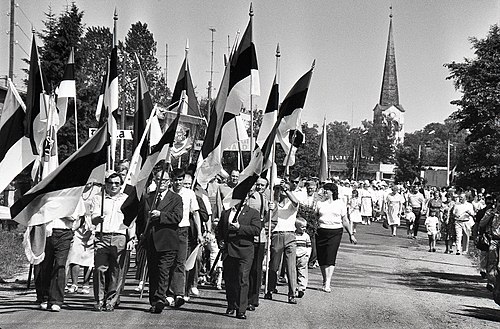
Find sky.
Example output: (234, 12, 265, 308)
(1, 0, 499, 133)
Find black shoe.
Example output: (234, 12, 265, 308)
(246, 304, 256, 311)
(288, 296, 297, 304)
(174, 297, 185, 309)
(297, 290, 304, 298)
(225, 308, 235, 315)
(480, 271, 487, 279)
(487, 283, 494, 292)
(153, 301, 165, 314)
(236, 312, 247, 319)
(263, 292, 272, 300)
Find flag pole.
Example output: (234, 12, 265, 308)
(264, 43, 280, 294)
(234, 118, 244, 171)
(70, 48, 79, 150)
(249, 3, 254, 152)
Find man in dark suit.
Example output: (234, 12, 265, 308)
(141, 172, 183, 314)
(216, 201, 261, 320)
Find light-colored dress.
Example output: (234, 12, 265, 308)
(385, 193, 405, 226)
(348, 197, 362, 223)
(359, 188, 373, 217)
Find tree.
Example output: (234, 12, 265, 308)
(445, 24, 500, 190)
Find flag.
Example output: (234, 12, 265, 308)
(121, 102, 182, 223)
(256, 76, 278, 147)
(318, 117, 328, 182)
(195, 13, 259, 187)
(121, 66, 154, 194)
(224, 74, 280, 207)
(171, 46, 200, 118)
(95, 73, 107, 125)
(24, 36, 48, 156)
(10, 124, 108, 227)
(0, 79, 37, 192)
(277, 64, 314, 166)
(104, 45, 119, 166)
(56, 48, 76, 128)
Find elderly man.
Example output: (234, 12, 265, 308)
(91, 171, 135, 312)
(140, 171, 183, 314)
(453, 193, 475, 255)
(217, 199, 261, 320)
(246, 177, 270, 310)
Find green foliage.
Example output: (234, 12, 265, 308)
(445, 24, 500, 190)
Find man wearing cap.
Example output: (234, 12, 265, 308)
(91, 171, 135, 311)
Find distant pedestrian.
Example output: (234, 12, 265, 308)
(425, 211, 439, 252)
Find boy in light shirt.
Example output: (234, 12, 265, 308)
(294, 217, 311, 298)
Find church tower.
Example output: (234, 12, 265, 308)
(373, 8, 405, 143)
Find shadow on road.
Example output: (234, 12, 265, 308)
(395, 270, 491, 299)
(453, 305, 500, 323)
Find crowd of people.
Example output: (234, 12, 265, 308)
(31, 165, 500, 316)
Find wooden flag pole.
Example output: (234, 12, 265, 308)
(264, 43, 280, 294)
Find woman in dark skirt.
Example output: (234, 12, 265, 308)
(315, 183, 357, 292)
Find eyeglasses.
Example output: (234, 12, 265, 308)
(106, 181, 121, 185)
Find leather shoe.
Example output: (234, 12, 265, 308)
(174, 297, 185, 309)
(288, 296, 297, 304)
(236, 312, 247, 319)
(263, 292, 272, 300)
(246, 304, 256, 311)
(225, 308, 235, 315)
(153, 301, 164, 314)
(297, 290, 304, 298)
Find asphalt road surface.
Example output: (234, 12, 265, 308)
(1, 223, 499, 329)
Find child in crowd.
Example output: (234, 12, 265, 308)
(425, 210, 440, 252)
(295, 217, 311, 298)
(348, 189, 362, 234)
(404, 206, 416, 238)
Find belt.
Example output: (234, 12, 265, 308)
(96, 232, 126, 236)
(52, 228, 72, 232)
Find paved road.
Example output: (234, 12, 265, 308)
(1, 223, 499, 329)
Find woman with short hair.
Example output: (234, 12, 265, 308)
(315, 183, 357, 293)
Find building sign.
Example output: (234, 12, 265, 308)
(89, 128, 133, 140)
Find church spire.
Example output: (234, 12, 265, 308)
(379, 7, 399, 107)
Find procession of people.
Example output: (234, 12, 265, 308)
(25, 157, 500, 317)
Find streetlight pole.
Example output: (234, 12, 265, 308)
(446, 139, 451, 186)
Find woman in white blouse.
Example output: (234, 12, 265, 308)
(315, 183, 357, 292)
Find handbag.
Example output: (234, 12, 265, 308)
(382, 214, 389, 229)
(475, 233, 490, 251)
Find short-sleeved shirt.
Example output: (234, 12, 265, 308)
(316, 199, 347, 230)
(176, 188, 200, 227)
(425, 216, 439, 235)
(272, 199, 298, 232)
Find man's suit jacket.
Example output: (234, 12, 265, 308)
(145, 190, 183, 252)
(216, 205, 261, 259)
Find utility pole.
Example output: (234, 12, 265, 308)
(165, 43, 168, 89)
(208, 27, 216, 112)
(9, 0, 15, 83)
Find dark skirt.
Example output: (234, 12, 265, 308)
(316, 228, 343, 266)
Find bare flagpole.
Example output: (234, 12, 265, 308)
(264, 43, 280, 294)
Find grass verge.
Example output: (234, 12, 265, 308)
(0, 227, 27, 282)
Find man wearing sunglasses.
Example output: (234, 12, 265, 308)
(90, 171, 134, 312)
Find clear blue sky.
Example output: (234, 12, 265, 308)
(1, 0, 499, 132)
